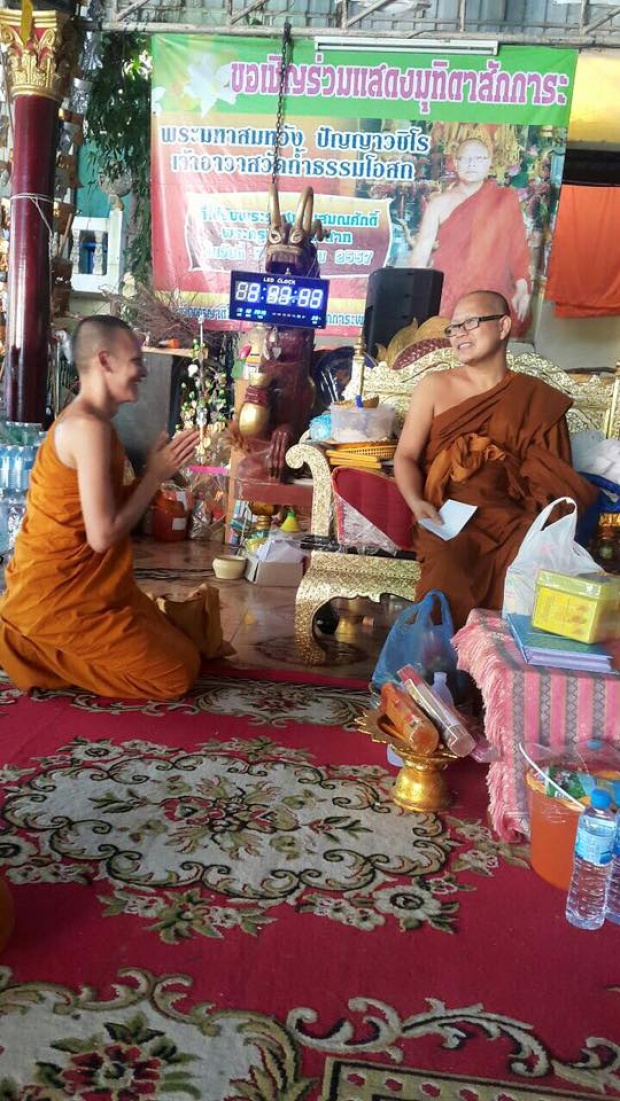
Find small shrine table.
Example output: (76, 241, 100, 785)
(453, 609, 620, 842)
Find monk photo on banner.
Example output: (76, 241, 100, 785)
(391, 123, 560, 339)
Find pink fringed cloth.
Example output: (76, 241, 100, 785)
(453, 609, 620, 842)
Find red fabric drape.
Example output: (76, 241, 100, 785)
(545, 184, 620, 317)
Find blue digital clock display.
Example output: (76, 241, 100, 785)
(229, 271, 329, 329)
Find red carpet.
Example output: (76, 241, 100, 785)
(0, 666, 617, 1100)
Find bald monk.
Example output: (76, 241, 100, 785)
(407, 139, 531, 336)
(394, 290, 597, 630)
(0, 316, 202, 699)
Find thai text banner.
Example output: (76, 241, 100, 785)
(151, 37, 577, 335)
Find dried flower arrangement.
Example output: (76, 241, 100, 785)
(106, 280, 214, 350)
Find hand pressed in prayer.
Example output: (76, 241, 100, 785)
(147, 428, 200, 482)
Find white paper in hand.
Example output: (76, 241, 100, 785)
(418, 500, 477, 541)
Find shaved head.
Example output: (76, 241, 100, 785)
(72, 316, 135, 375)
(456, 137, 491, 159)
(454, 289, 510, 319)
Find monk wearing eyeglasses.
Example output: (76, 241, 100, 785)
(407, 138, 531, 336)
(393, 289, 597, 628)
(0, 316, 203, 699)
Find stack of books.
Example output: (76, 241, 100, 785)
(506, 613, 616, 674)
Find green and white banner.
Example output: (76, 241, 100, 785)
(151, 37, 577, 335)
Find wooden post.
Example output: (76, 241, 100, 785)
(0, 6, 78, 421)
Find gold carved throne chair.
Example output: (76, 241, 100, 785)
(287, 329, 620, 665)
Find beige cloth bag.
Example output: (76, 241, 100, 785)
(149, 583, 234, 659)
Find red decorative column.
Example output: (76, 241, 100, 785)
(0, 7, 77, 421)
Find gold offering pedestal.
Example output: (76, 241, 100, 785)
(356, 708, 457, 812)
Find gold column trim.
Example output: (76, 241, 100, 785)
(0, 8, 78, 103)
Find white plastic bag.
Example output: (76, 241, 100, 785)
(502, 497, 603, 618)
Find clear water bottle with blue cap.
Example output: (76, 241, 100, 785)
(604, 781, 620, 925)
(565, 788, 616, 930)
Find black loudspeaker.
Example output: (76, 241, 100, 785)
(363, 268, 444, 355)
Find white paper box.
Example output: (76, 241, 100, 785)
(244, 553, 304, 587)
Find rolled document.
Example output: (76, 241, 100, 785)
(397, 665, 476, 758)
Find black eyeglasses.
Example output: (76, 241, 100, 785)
(444, 314, 506, 338)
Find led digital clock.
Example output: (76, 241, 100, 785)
(229, 271, 329, 329)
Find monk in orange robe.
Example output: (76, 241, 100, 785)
(0, 316, 202, 699)
(408, 139, 531, 337)
(394, 290, 597, 630)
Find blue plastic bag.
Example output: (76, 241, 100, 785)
(371, 589, 458, 691)
(576, 472, 620, 547)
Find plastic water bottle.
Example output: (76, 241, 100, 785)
(432, 671, 454, 707)
(565, 789, 616, 930)
(605, 810, 620, 925)
(6, 495, 25, 550)
(0, 493, 8, 551)
(0, 447, 9, 491)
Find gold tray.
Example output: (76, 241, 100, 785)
(329, 441, 397, 458)
(356, 708, 457, 813)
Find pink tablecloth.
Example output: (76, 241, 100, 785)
(453, 609, 620, 841)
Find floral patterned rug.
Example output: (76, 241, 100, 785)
(0, 666, 617, 1100)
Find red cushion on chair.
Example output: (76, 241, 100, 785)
(392, 337, 451, 371)
(332, 467, 413, 549)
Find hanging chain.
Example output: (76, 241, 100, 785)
(272, 19, 292, 186)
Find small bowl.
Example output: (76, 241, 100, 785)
(212, 555, 247, 580)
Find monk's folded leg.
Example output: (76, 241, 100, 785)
(414, 539, 481, 630)
(81, 612, 201, 699)
(413, 509, 536, 630)
(0, 610, 200, 700)
(0, 623, 75, 691)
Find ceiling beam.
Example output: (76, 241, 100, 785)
(96, 19, 620, 46)
(584, 6, 620, 33)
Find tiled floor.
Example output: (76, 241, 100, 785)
(133, 537, 399, 681)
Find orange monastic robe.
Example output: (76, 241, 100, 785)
(0, 426, 200, 699)
(411, 372, 597, 630)
(432, 181, 532, 336)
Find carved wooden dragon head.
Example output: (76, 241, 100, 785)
(266, 183, 329, 277)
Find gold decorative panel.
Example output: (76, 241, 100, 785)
(0, 9, 78, 103)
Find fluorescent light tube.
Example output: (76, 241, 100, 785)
(314, 35, 499, 55)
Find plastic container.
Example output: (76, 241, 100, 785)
(2, 445, 17, 491)
(15, 445, 37, 492)
(7, 494, 25, 549)
(0, 493, 9, 551)
(330, 403, 395, 443)
(6, 421, 42, 445)
(606, 815, 620, 925)
(565, 789, 616, 930)
(432, 671, 454, 708)
(151, 484, 193, 543)
(212, 555, 246, 580)
(526, 770, 582, 890)
(0, 447, 9, 491)
(308, 412, 332, 441)
(380, 681, 440, 756)
(398, 664, 475, 758)
(532, 568, 620, 643)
